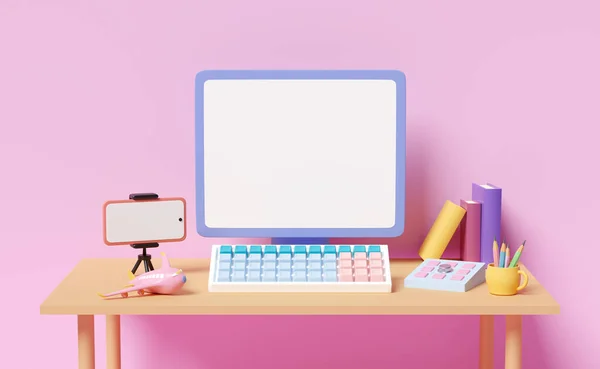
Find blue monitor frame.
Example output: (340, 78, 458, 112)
(195, 70, 406, 239)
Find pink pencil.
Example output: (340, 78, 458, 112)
(492, 238, 499, 266)
(505, 246, 510, 268)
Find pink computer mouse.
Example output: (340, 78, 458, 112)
(98, 252, 187, 299)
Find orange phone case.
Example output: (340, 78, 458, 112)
(102, 197, 187, 246)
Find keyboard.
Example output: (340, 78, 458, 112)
(404, 259, 487, 292)
(208, 244, 392, 293)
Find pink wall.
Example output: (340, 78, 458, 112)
(1, 1, 598, 368)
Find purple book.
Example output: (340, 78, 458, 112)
(471, 183, 502, 264)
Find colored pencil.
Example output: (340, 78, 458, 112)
(508, 240, 526, 268)
(505, 246, 510, 268)
(499, 243, 506, 267)
(492, 237, 499, 266)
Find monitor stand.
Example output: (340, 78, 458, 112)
(271, 238, 330, 245)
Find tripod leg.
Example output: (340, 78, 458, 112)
(132, 258, 142, 274)
(143, 259, 150, 273)
(147, 259, 154, 271)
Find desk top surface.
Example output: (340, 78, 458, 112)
(40, 258, 560, 315)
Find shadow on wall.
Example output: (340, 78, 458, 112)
(497, 204, 552, 369)
(332, 120, 432, 257)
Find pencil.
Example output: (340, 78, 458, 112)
(508, 240, 526, 268)
(505, 245, 510, 268)
(499, 243, 506, 267)
(492, 237, 499, 266)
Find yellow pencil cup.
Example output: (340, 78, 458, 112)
(485, 264, 529, 296)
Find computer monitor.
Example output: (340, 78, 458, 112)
(194, 70, 406, 243)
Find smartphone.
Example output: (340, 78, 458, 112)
(103, 197, 187, 245)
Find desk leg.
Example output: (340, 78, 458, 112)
(77, 315, 95, 369)
(106, 315, 121, 369)
(479, 315, 494, 369)
(505, 316, 522, 369)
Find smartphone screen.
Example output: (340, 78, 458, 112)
(103, 198, 186, 245)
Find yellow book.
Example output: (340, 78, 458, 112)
(418, 200, 467, 260)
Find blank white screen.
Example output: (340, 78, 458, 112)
(203, 79, 397, 228)
(105, 200, 185, 243)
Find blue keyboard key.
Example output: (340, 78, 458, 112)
(218, 261, 231, 271)
(217, 270, 230, 281)
(279, 245, 292, 254)
(323, 245, 337, 255)
(323, 261, 337, 270)
(232, 270, 246, 281)
(309, 245, 322, 255)
(234, 245, 247, 255)
(353, 245, 366, 253)
(308, 253, 321, 261)
(264, 245, 277, 254)
(294, 245, 307, 255)
(308, 270, 322, 281)
(219, 245, 233, 254)
(263, 261, 277, 271)
(247, 270, 261, 281)
(248, 261, 261, 270)
(278, 260, 292, 270)
(278, 270, 292, 281)
(323, 254, 336, 261)
(293, 261, 307, 270)
(278, 253, 291, 261)
(233, 260, 246, 269)
(249, 245, 262, 254)
(293, 253, 306, 261)
(368, 245, 381, 254)
(339, 245, 351, 253)
(324, 270, 338, 282)
(309, 261, 322, 270)
(218, 253, 231, 261)
(263, 270, 277, 281)
(293, 272, 307, 282)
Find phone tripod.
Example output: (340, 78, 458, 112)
(130, 242, 159, 274)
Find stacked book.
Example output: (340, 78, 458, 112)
(418, 183, 502, 263)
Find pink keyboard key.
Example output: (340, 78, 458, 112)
(462, 263, 476, 269)
(339, 252, 352, 260)
(355, 268, 368, 276)
(339, 268, 353, 282)
(339, 275, 354, 282)
(427, 260, 440, 266)
(451, 275, 464, 281)
(369, 252, 382, 260)
(370, 274, 384, 282)
(370, 268, 384, 278)
(415, 272, 429, 278)
(354, 252, 367, 260)
(339, 259, 353, 269)
(421, 267, 434, 272)
(354, 259, 367, 268)
(369, 259, 383, 268)
(432, 273, 446, 279)
(340, 268, 353, 275)
(355, 269, 368, 282)
(456, 269, 470, 275)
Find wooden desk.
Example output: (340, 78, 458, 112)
(40, 259, 559, 369)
